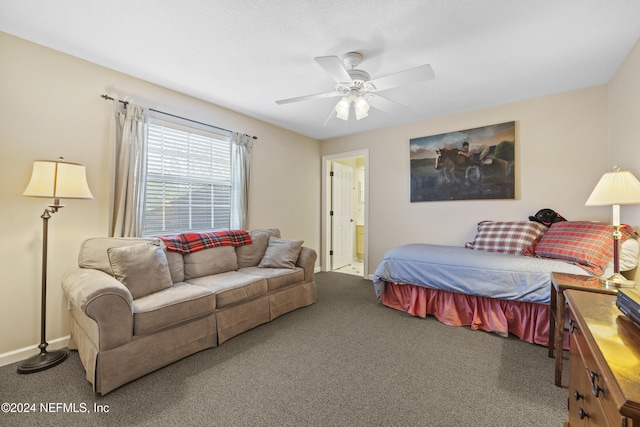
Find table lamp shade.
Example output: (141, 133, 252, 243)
(585, 168, 640, 207)
(23, 159, 93, 200)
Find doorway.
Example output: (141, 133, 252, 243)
(322, 150, 369, 278)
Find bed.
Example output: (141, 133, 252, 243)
(373, 220, 639, 347)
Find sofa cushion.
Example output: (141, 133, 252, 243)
(165, 250, 185, 283)
(258, 237, 303, 269)
(107, 242, 173, 299)
(186, 272, 267, 308)
(80, 237, 156, 273)
(132, 282, 215, 336)
(236, 229, 280, 268)
(183, 246, 238, 280)
(79, 237, 184, 283)
(239, 266, 305, 292)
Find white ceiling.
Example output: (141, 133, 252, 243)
(2, 1, 640, 140)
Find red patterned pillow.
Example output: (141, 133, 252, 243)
(466, 221, 548, 255)
(533, 221, 634, 276)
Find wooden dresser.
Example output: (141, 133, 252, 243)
(565, 290, 640, 426)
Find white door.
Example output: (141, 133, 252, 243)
(331, 162, 354, 269)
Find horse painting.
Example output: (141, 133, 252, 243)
(435, 146, 510, 185)
(410, 121, 515, 202)
(434, 147, 477, 183)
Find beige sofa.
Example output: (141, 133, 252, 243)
(61, 228, 317, 395)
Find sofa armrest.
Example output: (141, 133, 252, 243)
(62, 268, 134, 350)
(296, 247, 317, 282)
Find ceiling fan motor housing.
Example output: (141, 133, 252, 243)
(339, 52, 373, 93)
(342, 52, 364, 69)
(347, 69, 370, 82)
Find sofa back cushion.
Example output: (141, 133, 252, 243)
(183, 246, 238, 280)
(107, 241, 174, 299)
(164, 251, 185, 283)
(78, 237, 184, 283)
(236, 228, 281, 268)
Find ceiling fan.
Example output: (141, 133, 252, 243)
(275, 52, 435, 125)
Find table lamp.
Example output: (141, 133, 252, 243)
(585, 166, 640, 288)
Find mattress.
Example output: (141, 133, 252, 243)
(373, 244, 594, 304)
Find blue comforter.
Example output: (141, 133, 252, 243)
(372, 244, 592, 304)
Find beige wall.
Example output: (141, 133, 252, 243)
(2, 28, 638, 358)
(0, 32, 320, 355)
(321, 86, 614, 273)
(609, 39, 640, 226)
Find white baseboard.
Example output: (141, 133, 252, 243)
(0, 336, 70, 368)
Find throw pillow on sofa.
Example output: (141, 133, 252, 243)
(258, 237, 303, 269)
(236, 228, 281, 268)
(107, 241, 173, 299)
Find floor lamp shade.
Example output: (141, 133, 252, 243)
(585, 166, 640, 287)
(18, 158, 92, 374)
(23, 159, 93, 200)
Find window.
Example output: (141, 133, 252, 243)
(142, 117, 232, 236)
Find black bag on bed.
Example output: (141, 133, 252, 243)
(528, 208, 566, 227)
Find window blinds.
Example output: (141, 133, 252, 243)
(142, 118, 232, 236)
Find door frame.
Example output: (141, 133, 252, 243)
(321, 149, 369, 277)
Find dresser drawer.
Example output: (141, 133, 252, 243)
(569, 318, 608, 426)
(569, 316, 631, 427)
(565, 291, 640, 427)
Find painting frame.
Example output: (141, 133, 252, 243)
(410, 121, 515, 202)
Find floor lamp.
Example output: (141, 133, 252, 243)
(585, 166, 640, 288)
(18, 157, 93, 374)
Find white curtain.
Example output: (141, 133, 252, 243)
(109, 99, 149, 237)
(230, 132, 253, 230)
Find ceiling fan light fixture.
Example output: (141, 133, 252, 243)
(335, 97, 350, 121)
(354, 96, 369, 120)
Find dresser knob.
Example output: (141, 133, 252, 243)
(589, 370, 605, 397)
(578, 408, 590, 419)
(573, 390, 584, 401)
(569, 320, 578, 333)
(592, 384, 605, 398)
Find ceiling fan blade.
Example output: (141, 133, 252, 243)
(368, 64, 435, 92)
(314, 56, 353, 84)
(367, 94, 409, 114)
(276, 91, 340, 105)
(323, 107, 339, 126)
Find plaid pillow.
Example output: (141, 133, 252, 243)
(465, 221, 548, 255)
(533, 221, 634, 276)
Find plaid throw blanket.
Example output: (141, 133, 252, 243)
(159, 230, 252, 254)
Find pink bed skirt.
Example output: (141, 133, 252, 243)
(381, 281, 565, 348)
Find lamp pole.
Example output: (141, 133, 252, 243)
(17, 203, 68, 373)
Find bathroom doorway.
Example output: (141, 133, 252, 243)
(322, 150, 369, 278)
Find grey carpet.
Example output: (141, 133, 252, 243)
(0, 272, 568, 426)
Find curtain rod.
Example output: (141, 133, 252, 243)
(100, 94, 257, 140)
